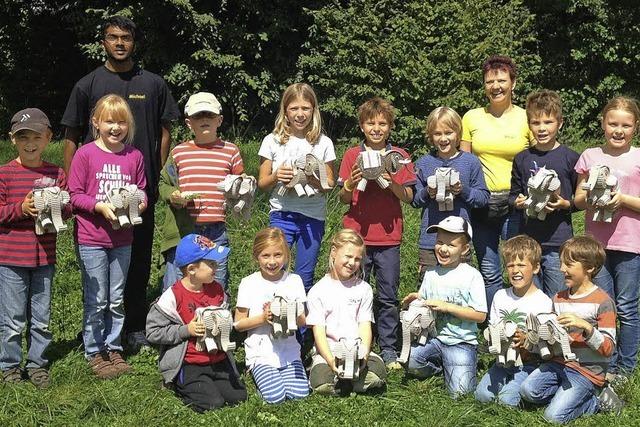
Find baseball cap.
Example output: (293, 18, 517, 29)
(175, 234, 230, 268)
(11, 108, 51, 134)
(426, 216, 473, 241)
(184, 92, 222, 116)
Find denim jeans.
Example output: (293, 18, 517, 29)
(475, 363, 536, 407)
(534, 247, 566, 298)
(520, 362, 599, 424)
(0, 264, 54, 370)
(79, 245, 131, 357)
(407, 337, 477, 397)
(363, 245, 400, 358)
(162, 223, 230, 293)
(470, 208, 520, 310)
(592, 249, 640, 374)
(270, 211, 325, 292)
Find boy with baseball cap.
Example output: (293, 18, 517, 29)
(401, 216, 487, 397)
(146, 234, 247, 412)
(158, 92, 245, 293)
(0, 108, 70, 387)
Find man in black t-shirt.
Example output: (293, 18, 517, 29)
(61, 16, 180, 350)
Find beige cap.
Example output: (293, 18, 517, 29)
(184, 92, 222, 116)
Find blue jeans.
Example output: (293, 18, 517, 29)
(471, 208, 520, 310)
(162, 223, 229, 293)
(407, 338, 477, 397)
(535, 247, 566, 298)
(270, 211, 325, 292)
(363, 245, 400, 358)
(475, 363, 536, 407)
(592, 249, 640, 374)
(0, 264, 54, 370)
(520, 362, 599, 424)
(79, 245, 131, 357)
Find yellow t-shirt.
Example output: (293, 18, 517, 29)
(461, 105, 532, 192)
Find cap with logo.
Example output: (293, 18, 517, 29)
(175, 233, 230, 268)
(426, 215, 473, 241)
(11, 108, 51, 134)
(184, 92, 222, 116)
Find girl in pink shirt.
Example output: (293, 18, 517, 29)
(574, 96, 640, 378)
(68, 94, 147, 379)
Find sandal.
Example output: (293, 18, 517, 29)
(26, 367, 50, 389)
(2, 367, 24, 383)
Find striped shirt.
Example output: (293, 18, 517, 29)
(0, 160, 68, 267)
(552, 287, 616, 386)
(172, 139, 244, 224)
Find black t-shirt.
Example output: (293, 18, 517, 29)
(61, 65, 180, 201)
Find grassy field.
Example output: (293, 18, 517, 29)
(0, 139, 637, 426)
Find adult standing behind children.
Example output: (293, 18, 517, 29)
(61, 16, 180, 349)
(338, 97, 415, 369)
(461, 55, 533, 309)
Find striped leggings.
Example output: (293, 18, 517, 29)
(251, 360, 310, 404)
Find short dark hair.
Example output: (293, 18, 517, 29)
(102, 16, 137, 41)
(482, 55, 517, 81)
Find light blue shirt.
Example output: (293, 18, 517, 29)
(419, 263, 487, 345)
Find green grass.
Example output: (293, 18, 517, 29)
(0, 139, 637, 426)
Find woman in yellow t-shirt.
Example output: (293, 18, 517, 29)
(460, 55, 532, 309)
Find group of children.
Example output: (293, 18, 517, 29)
(1, 79, 639, 423)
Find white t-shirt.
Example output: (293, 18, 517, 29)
(236, 271, 306, 369)
(489, 287, 553, 326)
(258, 133, 336, 220)
(419, 263, 487, 345)
(306, 274, 374, 346)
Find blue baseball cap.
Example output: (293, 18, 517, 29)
(175, 234, 230, 268)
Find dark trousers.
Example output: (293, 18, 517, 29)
(363, 245, 400, 356)
(123, 204, 155, 333)
(175, 359, 247, 413)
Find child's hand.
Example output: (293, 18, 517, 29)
(328, 356, 341, 375)
(401, 292, 420, 308)
(557, 313, 593, 335)
(169, 190, 187, 208)
(187, 318, 205, 337)
(427, 186, 437, 199)
(451, 181, 462, 196)
(262, 301, 273, 324)
(344, 163, 362, 190)
(514, 193, 527, 209)
(607, 191, 622, 212)
(276, 164, 294, 184)
(512, 328, 527, 348)
(546, 194, 570, 212)
(21, 191, 37, 218)
(138, 201, 147, 214)
(94, 202, 117, 222)
(424, 299, 450, 313)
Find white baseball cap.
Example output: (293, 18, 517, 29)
(184, 92, 222, 116)
(426, 216, 473, 240)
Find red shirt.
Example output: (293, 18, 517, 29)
(171, 280, 227, 365)
(339, 144, 416, 245)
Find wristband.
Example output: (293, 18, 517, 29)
(343, 180, 354, 192)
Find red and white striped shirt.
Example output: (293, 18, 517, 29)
(172, 139, 244, 223)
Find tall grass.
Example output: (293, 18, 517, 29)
(0, 139, 636, 426)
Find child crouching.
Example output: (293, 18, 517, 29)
(146, 234, 247, 412)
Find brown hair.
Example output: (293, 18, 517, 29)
(272, 83, 322, 145)
(501, 235, 542, 266)
(252, 227, 291, 268)
(526, 89, 563, 121)
(424, 106, 462, 146)
(601, 96, 640, 125)
(358, 97, 396, 129)
(560, 236, 606, 278)
(91, 94, 135, 144)
(482, 55, 517, 81)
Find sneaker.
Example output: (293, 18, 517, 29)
(380, 351, 401, 371)
(108, 351, 132, 375)
(598, 384, 624, 415)
(607, 373, 629, 391)
(26, 367, 50, 389)
(1, 367, 23, 383)
(127, 331, 150, 353)
(88, 352, 118, 379)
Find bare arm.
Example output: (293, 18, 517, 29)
(63, 127, 81, 174)
(573, 173, 588, 211)
(460, 140, 472, 153)
(424, 299, 486, 323)
(234, 305, 271, 332)
(160, 124, 172, 167)
(388, 176, 414, 203)
(312, 325, 339, 374)
(258, 158, 293, 191)
(358, 321, 373, 359)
